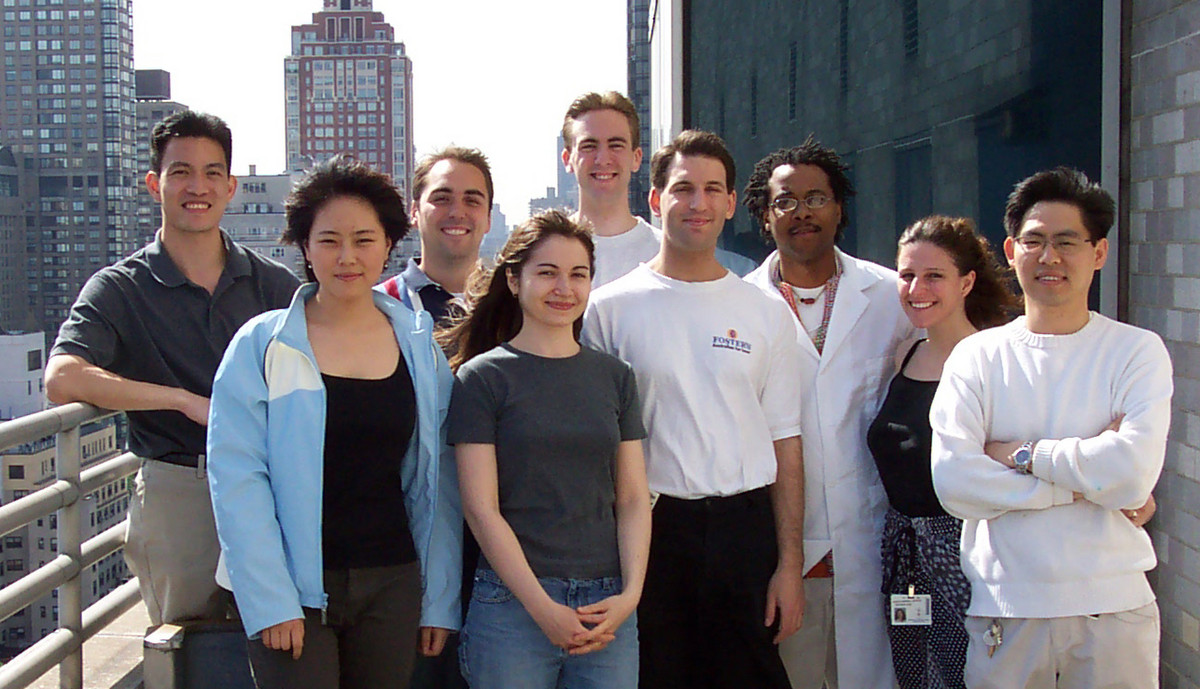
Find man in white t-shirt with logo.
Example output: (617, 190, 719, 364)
(583, 130, 804, 688)
(562, 91, 754, 287)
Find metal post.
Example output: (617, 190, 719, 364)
(56, 424, 82, 689)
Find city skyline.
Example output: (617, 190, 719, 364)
(132, 0, 628, 226)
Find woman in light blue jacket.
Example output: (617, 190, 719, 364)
(207, 157, 461, 689)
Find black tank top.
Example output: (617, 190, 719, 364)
(321, 355, 418, 569)
(866, 340, 948, 518)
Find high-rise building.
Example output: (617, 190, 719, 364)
(0, 0, 139, 339)
(284, 0, 416, 198)
(134, 69, 187, 248)
(626, 0, 652, 221)
(0, 146, 33, 334)
(478, 203, 508, 266)
(555, 135, 579, 210)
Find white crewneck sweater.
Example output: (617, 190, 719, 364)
(930, 313, 1173, 618)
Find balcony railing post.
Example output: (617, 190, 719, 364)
(55, 424, 83, 689)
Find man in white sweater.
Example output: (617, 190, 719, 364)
(930, 167, 1173, 688)
(583, 130, 805, 688)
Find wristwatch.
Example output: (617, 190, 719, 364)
(1011, 441, 1035, 474)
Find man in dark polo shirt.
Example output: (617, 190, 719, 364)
(378, 145, 493, 325)
(44, 111, 299, 625)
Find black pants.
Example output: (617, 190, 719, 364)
(639, 487, 791, 689)
(248, 563, 421, 689)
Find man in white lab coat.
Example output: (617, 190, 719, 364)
(744, 137, 911, 689)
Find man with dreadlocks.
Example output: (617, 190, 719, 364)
(744, 137, 912, 689)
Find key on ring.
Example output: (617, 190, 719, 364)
(982, 619, 1003, 658)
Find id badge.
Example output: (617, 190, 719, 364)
(890, 586, 932, 626)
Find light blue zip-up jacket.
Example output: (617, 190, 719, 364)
(207, 283, 462, 638)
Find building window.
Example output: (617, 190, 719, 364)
(8, 464, 24, 480)
(719, 93, 726, 135)
(839, 0, 849, 100)
(788, 42, 797, 121)
(750, 71, 758, 138)
(894, 140, 933, 231)
(902, 0, 919, 58)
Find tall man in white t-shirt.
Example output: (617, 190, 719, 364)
(743, 138, 910, 689)
(583, 130, 805, 688)
(562, 92, 755, 286)
(930, 168, 1172, 688)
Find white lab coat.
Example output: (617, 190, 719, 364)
(746, 248, 912, 689)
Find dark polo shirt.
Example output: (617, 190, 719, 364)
(50, 230, 300, 464)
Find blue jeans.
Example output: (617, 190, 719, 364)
(459, 569, 639, 689)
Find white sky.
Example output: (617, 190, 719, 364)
(131, 0, 627, 228)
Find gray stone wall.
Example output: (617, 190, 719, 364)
(1130, 2, 1200, 686)
(686, 0, 1043, 264)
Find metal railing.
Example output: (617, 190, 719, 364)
(0, 403, 142, 689)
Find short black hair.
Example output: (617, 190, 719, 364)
(1003, 167, 1115, 242)
(743, 135, 854, 240)
(150, 110, 233, 174)
(283, 156, 410, 281)
(650, 130, 735, 192)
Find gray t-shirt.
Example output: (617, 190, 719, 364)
(448, 343, 645, 579)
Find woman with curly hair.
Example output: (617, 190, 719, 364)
(868, 215, 1016, 689)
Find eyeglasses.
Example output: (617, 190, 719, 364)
(770, 194, 833, 214)
(1014, 234, 1093, 256)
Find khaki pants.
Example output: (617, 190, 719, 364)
(779, 577, 839, 689)
(963, 602, 1159, 689)
(124, 459, 230, 625)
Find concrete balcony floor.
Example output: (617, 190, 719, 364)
(28, 601, 149, 689)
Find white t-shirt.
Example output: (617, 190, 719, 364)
(582, 265, 804, 498)
(591, 217, 757, 288)
(788, 283, 827, 341)
(591, 218, 660, 288)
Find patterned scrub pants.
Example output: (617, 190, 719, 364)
(880, 508, 971, 689)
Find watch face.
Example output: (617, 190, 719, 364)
(1014, 447, 1033, 473)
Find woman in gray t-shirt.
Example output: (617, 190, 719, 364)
(442, 210, 650, 689)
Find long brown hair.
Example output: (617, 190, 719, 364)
(439, 210, 595, 371)
(898, 215, 1019, 329)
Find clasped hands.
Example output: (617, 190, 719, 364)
(532, 591, 638, 656)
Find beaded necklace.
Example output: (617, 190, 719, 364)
(775, 256, 842, 354)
